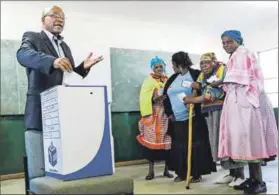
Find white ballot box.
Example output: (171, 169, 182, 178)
(40, 85, 115, 181)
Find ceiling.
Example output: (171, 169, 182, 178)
(25, 1, 278, 34)
(3, 1, 278, 38)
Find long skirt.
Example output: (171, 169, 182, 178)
(170, 116, 217, 179)
(205, 110, 246, 169)
(205, 110, 222, 163)
(218, 84, 278, 162)
(137, 104, 172, 163)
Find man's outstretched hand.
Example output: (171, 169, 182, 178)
(83, 52, 104, 70)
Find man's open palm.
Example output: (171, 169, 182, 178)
(83, 52, 104, 69)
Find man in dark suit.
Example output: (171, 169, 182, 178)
(17, 5, 104, 132)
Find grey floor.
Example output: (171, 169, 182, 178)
(1, 160, 278, 194)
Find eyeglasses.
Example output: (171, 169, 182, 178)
(44, 14, 66, 20)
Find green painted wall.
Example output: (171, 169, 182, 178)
(274, 108, 278, 125)
(0, 113, 145, 175)
(0, 116, 25, 175)
(0, 109, 278, 175)
(111, 112, 144, 162)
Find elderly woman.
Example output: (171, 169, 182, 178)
(218, 30, 278, 194)
(184, 52, 246, 186)
(137, 56, 173, 180)
(163, 51, 216, 183)
(162, 56, 181, 172)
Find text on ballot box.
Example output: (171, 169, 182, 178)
(40, 85, 115, 181)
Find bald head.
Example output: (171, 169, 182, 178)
(41, 6, 65, 36)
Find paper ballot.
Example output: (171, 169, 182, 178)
(62, 71, 83, 85)
(177, 92, 187, 103)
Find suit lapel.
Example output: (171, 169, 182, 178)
(41, 30, 59, 57)
(60, 43, 70, 59)
(41, 30, 75, 67)
(60, 42, 75, 67)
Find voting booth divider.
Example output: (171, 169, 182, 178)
(40, 85, 115, 181)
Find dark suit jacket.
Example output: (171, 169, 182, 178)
(16, 30, 89, 130)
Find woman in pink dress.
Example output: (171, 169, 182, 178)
(218, 30, 278, 194)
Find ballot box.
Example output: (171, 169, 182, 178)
(40, 85, 115, 181)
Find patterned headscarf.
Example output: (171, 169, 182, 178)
(221, 30, 244, 45)
(150, 56, 166, 72)
(200, 52, 217, 62)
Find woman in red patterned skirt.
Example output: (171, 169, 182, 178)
(137, 56, 173, 180)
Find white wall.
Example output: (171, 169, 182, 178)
(259, 48, 278, 108)
(1, 1, 215, 103)
(1, 1, 278, 106)
(209, 25, 278, 63)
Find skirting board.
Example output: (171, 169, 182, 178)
(0, 159, 148, 181)
(0, 173, 25, 181)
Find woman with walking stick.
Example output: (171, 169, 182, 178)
(163, 51, 216, 183)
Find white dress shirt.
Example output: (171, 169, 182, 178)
(43, 29, 65, 58)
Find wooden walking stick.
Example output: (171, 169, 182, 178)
(186, 103, 194, 190)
